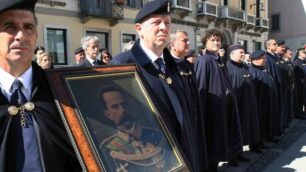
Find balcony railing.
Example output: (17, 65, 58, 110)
(80, 0, 124, 20)
(246, 14, 256, 25)
(256, 17, 269, 29)
(197, 1, 218, 17)
(172, 0, 192, 11)
(219, 6, 246, 22)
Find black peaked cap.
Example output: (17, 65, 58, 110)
(0, 0, 37, 13)
(250, 50, 265, 60)
(74, 47, 84, 54)
(135, 0, 170, 23)
(228, 44, 244, 54)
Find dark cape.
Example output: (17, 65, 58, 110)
(281, 59, 295, 122)
(173, 57, 208, 171)
(248, 64, 278, 139)
(277, 57, 292, 127)
(227, 60, 260, 146)
(110, 39, 202, 172)
(293, 57, 306, 114)
(0, 62, 81, 172)
(265, 52, 284, 134)
(194, 51, 243, 164)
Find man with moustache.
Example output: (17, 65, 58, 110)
(0, 0, 81, 171)
(110, 1, 200, 171)
(99, 86, 171, 172)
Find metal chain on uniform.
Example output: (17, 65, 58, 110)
(7, 79, 35, 127)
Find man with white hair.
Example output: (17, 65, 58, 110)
(227, 44, 261, 160)
(79, 36, 102, 67)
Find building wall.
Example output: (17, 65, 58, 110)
(269, 0, 306, 50)
(34, 0, 269, 65)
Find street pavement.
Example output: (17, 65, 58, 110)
(218, 119, 306, 172)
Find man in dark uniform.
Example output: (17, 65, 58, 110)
(110, 1, 200, 171)
(169, 30, 208, 171)
(194, 29, 243, 171)
(99, 86, 175, 172)
(264, 39, 284, 139)
(0, 0, 81, 171)
(79, 36, 103, 67)
(275, 40, 291, 128)
(248, 50, 278, 146)
(281, 46, 296, 122)
(226, 44, 261, 155)
(293, 47, 306, 118)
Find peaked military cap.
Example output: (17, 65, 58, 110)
(250, 50, 265, 60)
(0, 0, 37, 13)
(135, 0, 171, 23)
(228, 44, 244, 54)
(74, 47, 84, 54)
(276, 39, 285, 46)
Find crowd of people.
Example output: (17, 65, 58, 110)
(0, 0, 305, 172)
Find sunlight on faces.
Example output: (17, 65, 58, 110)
(0, 10, 37, 68)
(172, 32, 189, 57)
(230, 49, 245, 63)
(103, 91, 129, 125)
(85, 38, 99, 60)
(205, 35, 221, 53)
(252, 56, 266, 66)
(40, 56, 51, 69)
(136, 14, 171, 50)
(267, 40, 277, 52)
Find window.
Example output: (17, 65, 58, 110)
(126, 0, 142, 8)
(122, 33, 136, 52)
(86, 31, 109, 50)
(254, 41, 262, 50)
(240, 0, 246, 10)
(177, 0, 190, 8)
(46, 28, 67, 65)
(238, 39, 248, 52)
(94, 0, 101, 8)
(223, 0, 228, 6)
(271, 14, 280, 31)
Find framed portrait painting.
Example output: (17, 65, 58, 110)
(46, 64, 189, 172)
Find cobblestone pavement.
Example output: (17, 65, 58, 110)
(218, 119, 306, 172)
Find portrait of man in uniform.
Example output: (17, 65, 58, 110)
(98, 86, 173, 172)
(51, 68, 188, 172)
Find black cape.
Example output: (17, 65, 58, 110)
(194, 51, 243, 164)
(265, 52, 284, 134)
(227, 60, 260, 146)
(293, 58, 306, 111)
(248, 64, 278, 139)
(110, 39, 201, 172)
(173, 57, 208, 171)
(0, 63, 81, 172)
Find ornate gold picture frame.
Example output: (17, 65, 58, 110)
(46, 64, 189, 172)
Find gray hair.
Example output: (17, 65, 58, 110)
(170, 30, 188, 43)
(81, 36, 100, 50)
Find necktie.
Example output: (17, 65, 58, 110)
(155, 58, 166, 73)
(93, 60, 98, 66)
(8, 79, 43, 172)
